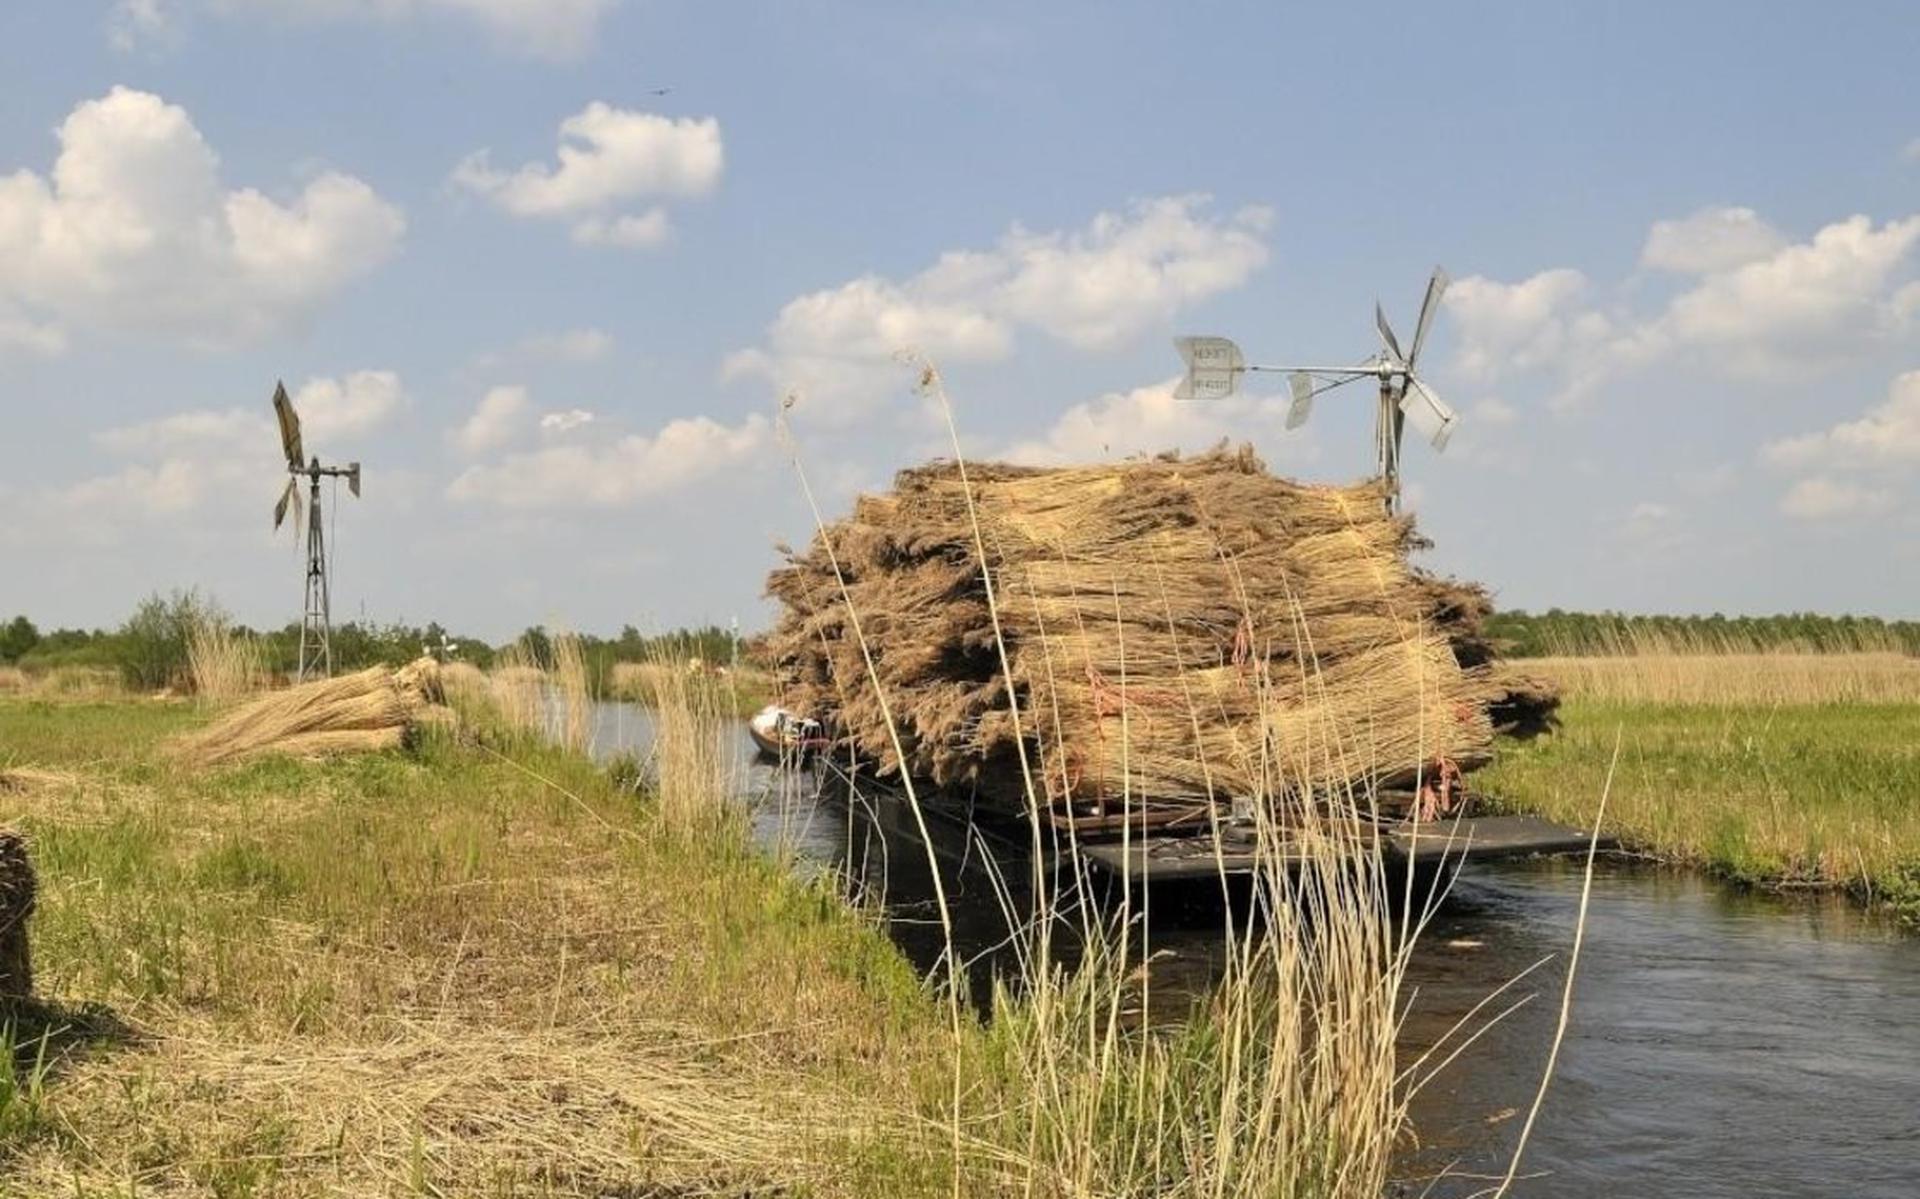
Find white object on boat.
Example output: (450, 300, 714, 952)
(748, 704, 824, 757)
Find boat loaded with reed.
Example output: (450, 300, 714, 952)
(763, 445, 1586, 878)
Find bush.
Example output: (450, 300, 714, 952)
(0, 617, 39, 665)
(117, 591, 226, 691)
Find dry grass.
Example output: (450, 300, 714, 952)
(0, 666, 126, 702)
(1530, 651, 1920, 706)
(10, 1013, 885, 1196)
(186, 617, 265, 701)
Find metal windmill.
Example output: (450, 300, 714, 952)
(1174, 267, 1458, 513)
(270, 381, 360, 681)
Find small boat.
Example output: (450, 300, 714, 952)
(747, 704, 827, 759)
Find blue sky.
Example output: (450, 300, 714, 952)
(3, 1, 1918, 639)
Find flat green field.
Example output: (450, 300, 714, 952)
(1481, 699, 1920, 921)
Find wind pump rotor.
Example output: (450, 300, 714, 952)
(1172, 266, 1459, 510)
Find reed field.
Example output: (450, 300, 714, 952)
(1524, 651, 1920, 706)
(1486, 649, 1920, 920)
(605, 658, 773, 717)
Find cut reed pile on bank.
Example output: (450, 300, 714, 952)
(765, 446, 1554, 825)
(171, 658, 451, 766)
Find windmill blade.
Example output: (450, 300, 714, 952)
(1286, 372, 1315, 429)
(1407, 266, 1451, 370)
(272, 381, 304, 469)
(273, 477, 302, 531)
(347, 462, 361, 498)
(1375, 302, 1406, 366)
(1399, 376, 1459, 451)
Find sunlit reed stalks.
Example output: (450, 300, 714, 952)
(635, 650, 741, 839)
(550, 629, 593, 754)
(187, 617, 263, 702)
(1531, 652, 1920, 705)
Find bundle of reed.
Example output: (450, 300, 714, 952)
(765, 446, 1545, 823)
(0, 828, 34, 1003)
(173, 657, 450, 766)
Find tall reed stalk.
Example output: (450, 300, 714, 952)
(637, 651, 739, 838)
(186, 617, 262, 702)
(550, 629, 593, 754)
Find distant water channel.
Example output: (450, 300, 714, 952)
(589, 701, 1920, 1198)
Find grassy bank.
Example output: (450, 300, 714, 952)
(0, 696, 951, 1195)
(1483, 695, 1920, 921)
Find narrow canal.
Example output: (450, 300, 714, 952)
(590, 702, 1920, 1198)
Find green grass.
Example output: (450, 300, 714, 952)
(1481, 699, 1920, 921)
(0, 696, 956, 1194)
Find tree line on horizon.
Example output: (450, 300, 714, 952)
(1484, 608, 1920, 657)
(0, 591, 747, 691)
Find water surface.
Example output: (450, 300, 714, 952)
(589, 701, 1920, 1197)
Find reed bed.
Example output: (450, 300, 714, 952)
(1541, 622, 1917, 657)
(608, 659, 773, 717)
(631, 653, 741, 837)
(1530, 651, 1920, 706)
(185, 617, 263, 701)
(0, 666, 124, 701)
(476, 634, 595, 752)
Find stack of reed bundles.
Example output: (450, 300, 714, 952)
(764, 446, 1552, 824)
(172, 657, 451, 766)
(0, 828, 34, 1004)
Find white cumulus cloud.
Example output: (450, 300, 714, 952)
(1779, 477, 1894, 520)
(0, 87, 403, 352)
(1445, 269, 1609, 383)
(291, 370, 405, 444)
(448, 412, 770, 508)
(1641, 206, 1787, 275)
(1763, 370, 1920, 471)
(453, 385, 531, 455)
(41, 370, 401, 542)
(453, 103, 721, 248)
(726, 195, 1272, 422)
(1452, 209, 1920, 405)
